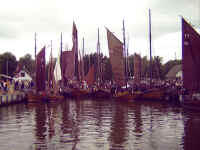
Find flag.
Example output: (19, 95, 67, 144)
(182, 18, 200, 91)
(36, 46, 45, 91)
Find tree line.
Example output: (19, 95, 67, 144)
(0, 52, 181, 81)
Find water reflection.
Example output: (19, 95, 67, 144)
(0, 100, 199, 149)
(183, 111, 200, 150)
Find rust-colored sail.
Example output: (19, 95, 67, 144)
(182, 18, 200, 92)
(84, 65, 95, 86)
(36, 46, 46, 91)
(61, 51, 75, 81)
(134, 53, 141, 84)
(106, 28, 125, 86)
(72, 22, 79, 81)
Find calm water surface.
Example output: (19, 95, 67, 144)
(0, 99, 200, 150)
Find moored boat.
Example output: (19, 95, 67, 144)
(112, 89, 142, 101)
(180, 18, 200, 111)
(140, 88, 164, 100)
(92, 88, 111, 99)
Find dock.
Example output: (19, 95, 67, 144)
(0, 92, 27, 106)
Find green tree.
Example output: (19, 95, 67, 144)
(0, 52, 17, 76)
(18, 54, 35, 74)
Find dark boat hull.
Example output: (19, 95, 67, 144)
(140, 89, 164, 100)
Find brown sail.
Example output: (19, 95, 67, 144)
(36, 46, 46, 91)
(106, 28, 125, 86)
(84, 65, 95, 86)
(61, 51, 75, 81)
(72, 22, 79, 81)
(182, 18, 200, 92)
(133, 53, 141, 84)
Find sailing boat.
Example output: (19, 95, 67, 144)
(180, 18, 200, 110)
(91, 28, 111, 99)
(140, 9, 165, 100)
(27, 46, 48, 102)
(107, 22, 140, 100)
(45, 39, 64, 101)
(67, 22, 90, 99)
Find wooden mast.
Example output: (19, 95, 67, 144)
(97, 28, 101, 84)
(149, 9, 152, 86)
(82, 37, 85, 80)
(123, 19, 127, 87)
(48, 40, 53, 89)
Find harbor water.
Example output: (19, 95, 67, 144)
(0, 99, 199, 150)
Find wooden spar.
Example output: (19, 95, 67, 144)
(48, 40, 53, 88)
(123, 19, 127, 86)
(149, 9, 152, 85)
(97, 28, 101, 83)
(60, 32, 63, 76)
(82, 37, 85, 78)
(34, 32, 37, 62)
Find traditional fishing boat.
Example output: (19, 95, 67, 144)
(139, 10, 164, 101)
(46, 37, 64, 101)
(180, 18, 200, 110)
(106, 26, 135, 100)
(27, 46, 48, 103)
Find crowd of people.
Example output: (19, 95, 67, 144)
(0, 79, 34, 94)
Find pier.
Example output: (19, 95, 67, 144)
(0, 92, 27, 106)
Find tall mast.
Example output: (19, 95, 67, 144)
(123, 19, 127, 86)
(149, 9, 152, 85)
(97, 28, 101, 83)
(35, 32, 37, 61)
(48, 40, 53, 88)
(60, 32, 63, 75)
(82, 37, 85, 78)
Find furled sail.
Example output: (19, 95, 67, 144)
(36, 46, 46, 91)
(182, 18, 200, 92)
(106, 28, 125, 86)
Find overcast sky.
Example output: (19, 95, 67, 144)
(0, 0, 200, 63)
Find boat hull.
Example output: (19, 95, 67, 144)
(27, 92, 48, 103)
(91, 89, 111, 99)
(140, 89, 164, 100)
(113, 91, 141, 100)
(70, 88, 90, 99)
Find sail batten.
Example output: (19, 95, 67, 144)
(106, 28, 125, 86)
